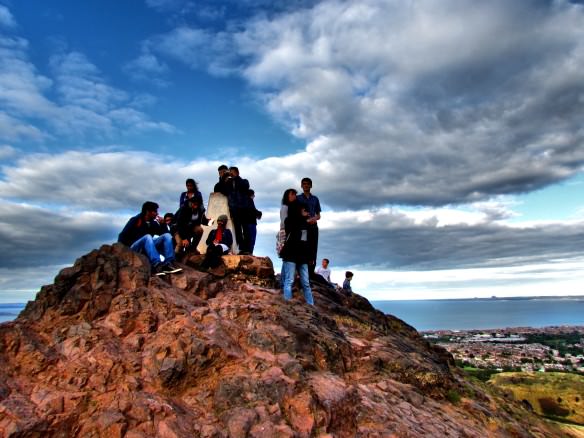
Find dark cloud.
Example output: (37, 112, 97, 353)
(318, 218, 584, 271)
(0, 202, 118, 269)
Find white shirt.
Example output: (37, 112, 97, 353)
(316, 266, 331, 282)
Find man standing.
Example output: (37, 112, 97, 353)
(213, 164, 231, 195)
(118, 201, 182, 276)
(297, 177, 321, 274)
(227, 166, 250, 254)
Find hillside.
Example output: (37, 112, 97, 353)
(489, 372, 584, 425)
(0, 244, 571, 437)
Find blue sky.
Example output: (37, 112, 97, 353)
(1, 0, 584, 302)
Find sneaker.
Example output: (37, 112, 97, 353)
(162, 262, 183, 274)
(152, 264, 167, 276)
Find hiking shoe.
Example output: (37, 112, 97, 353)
(152, 264, 167, 276)
(162, 262, 183, 274)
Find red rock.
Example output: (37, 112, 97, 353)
(0, 244, 569, 437)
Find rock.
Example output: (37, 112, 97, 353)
(0, 244, 568, 437)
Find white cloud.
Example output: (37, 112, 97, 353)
(123, 50, 170, 87)
(0, 27, 176, 143)
(0, 5, 16, 28)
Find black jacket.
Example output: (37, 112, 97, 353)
(175, 204, 209, 240)
(281, 201, 310, 264)
(118, 213, 165, 246)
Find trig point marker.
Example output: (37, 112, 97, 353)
(197, 193, 238, 254)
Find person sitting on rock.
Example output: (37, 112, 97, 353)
(280, 201, 314, 306)
(175, 197, 210, 257)
(342, 271, 354, 293)
(314, 258, 337, 288)
(179, 178, 204, 208)
(201, 214, 233, 270)
(118, 201, 183, 276)
(163, 212, 176, 236)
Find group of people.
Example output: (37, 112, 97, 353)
(213, 165, 262, 255)
(117, 170, 355, 303)
(118, 164, 261, 275)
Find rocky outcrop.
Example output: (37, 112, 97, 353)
(0, 244, 568, 437)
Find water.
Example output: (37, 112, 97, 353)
(372, 298, 584, 331)
(0, 303, 26, 323)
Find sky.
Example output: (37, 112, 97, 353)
(1, 0, 584, 303)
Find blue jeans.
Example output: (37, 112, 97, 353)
(243, 224, 257, 254)
(282, 261, 314, 305)
(130, 233, 175, 266)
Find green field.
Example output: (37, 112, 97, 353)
(489, 372, 584, 425)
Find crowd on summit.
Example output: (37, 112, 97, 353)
(118, 165, 353, 304)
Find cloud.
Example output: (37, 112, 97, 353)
(145, 0, 584, 208)
(0, 21, 177, 143)
(0, 201, 119, 269)
(123, 50, 171, 87)
(2, 150, 583, 275)
(0, 144, 17, 160)
(0, 4, 16, 28)
(319, 211, 584, 270)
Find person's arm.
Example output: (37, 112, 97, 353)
(223, 229, 233, 248)
(206, 230, 215, 246)
(118, 216, 138, 245)
(310, 197, 321, 224)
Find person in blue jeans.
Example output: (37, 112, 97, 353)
(280, 200, 314, 306)
(118, 201, 182, 276)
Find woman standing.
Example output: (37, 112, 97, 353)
(280, 199, 314, 306)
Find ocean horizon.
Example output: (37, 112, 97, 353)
(2, 297, 584, 331)
(372, 297, 584, 331)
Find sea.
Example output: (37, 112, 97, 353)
(372, 298, 584, 331)
(1, 298, 583, 331)
(0, 303, 26, 324)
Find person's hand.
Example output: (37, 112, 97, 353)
(181, 239, 190, 248)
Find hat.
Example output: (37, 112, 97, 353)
(217, 214, 228, 223)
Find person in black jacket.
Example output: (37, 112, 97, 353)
(280, 201, 314, 305)
(118, 201, 182, 276)
(213, 164, 231, 195)
(239, 189, 262, 255)
(227, 166, 250, 253)
(175, 197, 209, 256)
(201, 215, 233, 269)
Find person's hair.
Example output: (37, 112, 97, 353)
(301, 177, 312, 186)
(218, 164, 228, 171)
(164, 212, 174, 219)
(323, 258, 329, 264)
(229, 166, 239, 175)
(141, 201, 159, 214)
(345, 271, 353, 278)
(185, 178, 198, 191)
(281, 188, 297, 205)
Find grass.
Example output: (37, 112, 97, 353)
(489, 372, 584, 425)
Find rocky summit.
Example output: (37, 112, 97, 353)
(0, 244, 568, 437)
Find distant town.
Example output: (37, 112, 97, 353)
(423, 326, 584, 373)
